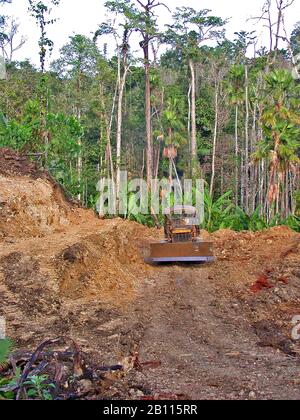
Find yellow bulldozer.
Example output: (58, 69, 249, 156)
(148, 205, 214, 263)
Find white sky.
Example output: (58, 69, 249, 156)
(2, 0, 300, 66)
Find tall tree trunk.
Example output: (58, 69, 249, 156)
(240, 148, 244, 209)
(266, 0, 274, 53)
(169, 158, 172, 183)
(244, 64, 250, 213)
(259, 159, 265, 216)
(99, 79, 117, 212)
(251, 103, 257, 212)
(274, 0, 284, 52)
(189, 59, 198, 176)
(221, 154, 224, 196)
(116, 67, 129, 209)
(143, 37, 153, 189)
(235, 104, 239, 206)
(77, 137, 82, 202)
(210, 81, 219, 197)
(76, 73, 82, 202)
(141, 148, 145, 178)
(285, 170, 289, 218)
(154, 138, 162, 182)
(187, 83, 192, 177)
(258, 105, 264, 215)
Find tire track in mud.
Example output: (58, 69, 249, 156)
(126, 257, 300, 400)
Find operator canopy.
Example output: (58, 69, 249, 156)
(164, 205, 197, 216)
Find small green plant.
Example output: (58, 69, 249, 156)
(0, 377, 15, 400)
(0, 339, 12, 362)
(0, 367, 21, 400)
(0, 339, 16, 400)
(24, 375, 56, 400)
(282, 215, 300, 232)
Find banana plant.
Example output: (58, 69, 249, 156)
(203, 190, 234, 232)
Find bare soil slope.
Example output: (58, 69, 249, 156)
(0, 149, 299, 400)
(0, 148, 83, 241)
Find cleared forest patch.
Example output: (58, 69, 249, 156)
(0, 151, 299, 399)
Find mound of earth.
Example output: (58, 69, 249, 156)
(0, 148, 84, 241)
(0, 148, 45, 178)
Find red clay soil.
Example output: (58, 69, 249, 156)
(0, 149, 300, 400)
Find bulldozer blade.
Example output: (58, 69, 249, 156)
(147, 240, 214, 263)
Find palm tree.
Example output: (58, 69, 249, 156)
(226, 64, 245, 206)
(162, 98, 187, 181)
(256, 69, 300, 219)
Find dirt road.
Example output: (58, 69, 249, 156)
(2, 218, 299, 400)
(131, 263, 300, 400)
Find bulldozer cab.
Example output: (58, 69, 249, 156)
(164, 205, 200, 243)
(147, 204, 213, 263)
(147, 204, 214, 263)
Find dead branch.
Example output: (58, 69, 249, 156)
(152, 2, 171, 12)
(14, 337, 84, 400)
(281, 0, 295, 10)
(16, 338, 61, 400)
